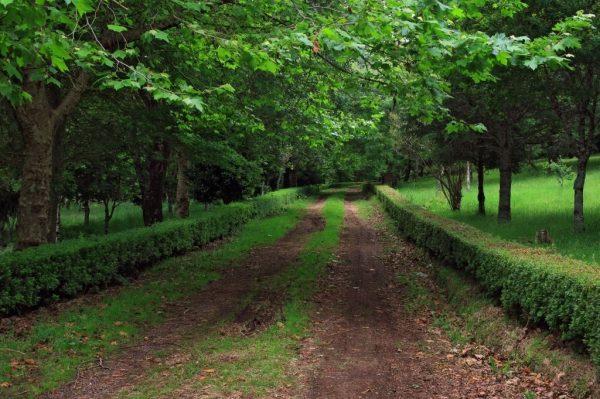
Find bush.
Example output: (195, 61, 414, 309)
(375, 185, 600, 370)
(0, 187, 312, 316)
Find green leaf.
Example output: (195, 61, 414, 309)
(72, 0, 93, 15)
(183, 96, 204, 112)
(51, 56, 69, 72)
(216, 83, 235, 94)
(217, 47, 232, 62)
(147, 29, 170, 42)
(496, 51, 511, 66)
(107, 24, 128, 33)
(0, 0, 14, 7)
(256, 59, 278, 74)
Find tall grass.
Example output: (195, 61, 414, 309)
(397, 156, 600, 265)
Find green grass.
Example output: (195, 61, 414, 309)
(0, 199, 310, 398)
(60, 201, 218, 240)
(119, 193, 346, 398)
(397, 156, 600, 265)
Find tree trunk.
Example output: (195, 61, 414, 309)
(288, 169, 298, 187)
(276, 169, 284, 190)
(403, 161, 412, 182)
(14, 73, 89, 249)
(497, 129, 512, 223)
(103, 200, 110, 235)
(573, 154, 589, 233)
(383, 172, 396, 186)
(83, 200, 90, 227)
(175, 151, 190, 218)
(465, 161, 472, 192)
(142, 141, 170, 226)
(498, 165, 512, 223)
(14, 85, 57, 249)
(47, 126, 65, 243)
(477, 159, 486, 216)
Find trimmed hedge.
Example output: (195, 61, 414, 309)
(0, 188, 309, 316)
(375, 185, 600, 369)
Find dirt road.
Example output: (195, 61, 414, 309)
(39, 192, 577, 398)
(299, 191, 572, 399)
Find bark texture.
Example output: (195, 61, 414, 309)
(175, 151, 190, 219)
(477, 159, 486, 216)
(83, 201, 90, 227)
(141, 142, 170, 226)
(14, 73, 89, 249)
(497, 129, 512, 223)
(573, 154, 589, 233)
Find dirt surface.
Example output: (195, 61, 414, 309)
(42, 199, 326, 399)
(298, 191, 574, 399)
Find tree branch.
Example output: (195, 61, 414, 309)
(52, 71, 91, 125)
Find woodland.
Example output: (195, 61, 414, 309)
(2, 0, 600, 398)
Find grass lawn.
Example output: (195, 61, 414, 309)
(60, 201, 210, 240)
(397, 156, 600, 266)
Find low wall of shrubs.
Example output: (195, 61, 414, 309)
(375, 185, 600, 369)
(0, 188, 309, 316)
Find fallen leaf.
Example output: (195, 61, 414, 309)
(0, 382, 11, 388)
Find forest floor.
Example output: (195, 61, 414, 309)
(3, 189, 589, 398)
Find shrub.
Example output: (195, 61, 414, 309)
(0, 187, 311, 316)
(375, 185, 600, 370)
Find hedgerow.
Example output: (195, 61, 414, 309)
(0, 188, 309, 316)
(375, 185, 600, 370)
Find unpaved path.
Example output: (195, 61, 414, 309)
(299, 191, 572, 398)
(43, 199, 326, 399)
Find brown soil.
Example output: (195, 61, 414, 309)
(298, 191, 574, 399)
(41, 199, 326, 399)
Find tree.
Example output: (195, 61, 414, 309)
(0, 0, 590, 248)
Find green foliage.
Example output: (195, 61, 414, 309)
(375, 185, 600, 370)
(542, 158, 575, 187)
(0, 188, 309, 316)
